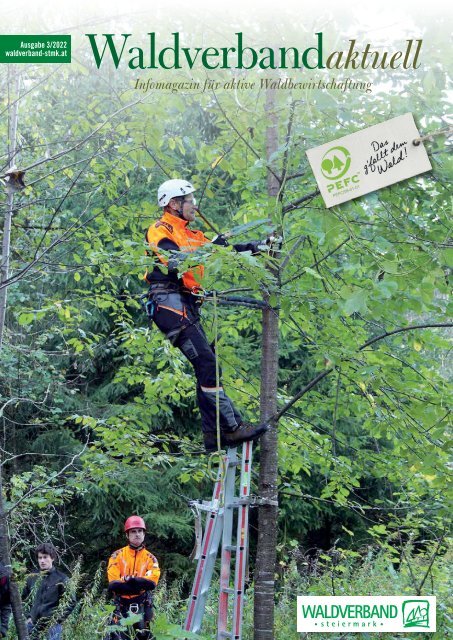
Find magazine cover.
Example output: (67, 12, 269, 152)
(0, 0, 451, 638)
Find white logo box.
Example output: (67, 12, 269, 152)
(306, 113, 432, 207)
(297, 595, 436, 633)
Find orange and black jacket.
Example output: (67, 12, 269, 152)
(145, 211, 261, 292)
(107, 545, 160, 600)
(145, 211, 209, 292)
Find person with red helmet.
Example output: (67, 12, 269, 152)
(107, 516, 160, 640)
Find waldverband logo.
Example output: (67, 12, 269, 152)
(403, 600, 430, 628)
(321, 145, 352, 179)
(297, 596, 436, 633)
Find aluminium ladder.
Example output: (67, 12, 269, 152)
(184, 441, 253, 639)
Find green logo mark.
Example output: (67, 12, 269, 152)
(321, 146, 351, 180)
(402, 600, 430, 628)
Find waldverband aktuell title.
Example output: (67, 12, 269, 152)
(85, 33, 422, 70)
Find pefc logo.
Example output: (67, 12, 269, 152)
(319, 145, 360, 195)
(321, 146, 352, 180)
(403, 600, 430, 629)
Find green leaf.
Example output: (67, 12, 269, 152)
(18, 312, 34, 326)
(374, 279, 398, 298)
(304, 267, 323, 280)
(341, 289, 369, 315)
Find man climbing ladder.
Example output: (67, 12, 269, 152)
(144, 179, 269, 452)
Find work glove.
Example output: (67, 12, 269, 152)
(132, 577, 156, 591)
(249, 239, 269, 254)
(254, 235, 283, 253)
(250, 235, 283, 254)
(108, 579, 137, 595)
(267, 233, 283, 250)
(212, 234, 229, 247)
(231, 239, 268, 254)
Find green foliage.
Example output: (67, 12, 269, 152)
(266, 545, 453, 639)
(6, 546, 449, 639)
(0, 10, 451, 636)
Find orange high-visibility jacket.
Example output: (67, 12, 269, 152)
(145, 211, 210, 291)
(107, 545, 160, 599)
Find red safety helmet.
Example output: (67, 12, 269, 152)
(124, 515, 146, 532)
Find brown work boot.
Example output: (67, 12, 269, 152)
(221, 422, 269, 448)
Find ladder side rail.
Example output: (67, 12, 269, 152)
(217, 448, 239, 637)
(184, 456, 227, 632)
(232, 441, 253, 640)
(186, 508, 225, 632)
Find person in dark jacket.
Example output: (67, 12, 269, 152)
(0, 562, 12, 638)
(22, 543, 75, 640)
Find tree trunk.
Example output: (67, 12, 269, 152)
(0, 67, 29, 640)
(0, 465, 29, 640)
(0, 67, 20, 349)
(254, 87, 280, 640)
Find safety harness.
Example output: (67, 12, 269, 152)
(113, 590, 154, 626)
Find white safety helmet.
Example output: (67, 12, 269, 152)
(157, 179, 196, 207)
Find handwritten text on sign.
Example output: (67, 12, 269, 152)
(306, 114, 432, 207)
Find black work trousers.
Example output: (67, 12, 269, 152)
(109, 626, 152, 640)
(149, 288, 242, 449)
(107, 597, 153, 640)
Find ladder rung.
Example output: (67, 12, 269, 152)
(220, 587, 235, 594)
(218, 632, 233, 639)
(201, 549, 220, 560)
(227, 499, 250, 507)
(223, 545, 236, 552)
(195, 504, 220, 512)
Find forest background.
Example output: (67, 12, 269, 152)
(0, 1, 451, 638)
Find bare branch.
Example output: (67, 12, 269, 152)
(285, 171, 306, 181)
(0, 67, 62, 121)
(282, 189, 320, 214)
(359, 323, 452, 350)
(274, 323, 453, 422)
(142, 138, 172, 179)
(33, 159, 92, 256)
(0, 186, 131, 291)
(279, 234, 306, 272)
(274, 369, 332, 422)
(212, 91, 282, 185)
(417, 531, 447, 595)
(198, 135, 241, 208)
(0, 96, 143, 179)
(0, 388, 51, 421)
(278, 99, 298, 194)
(282, 236, 351, 285)
(5, 438, 89, 515)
